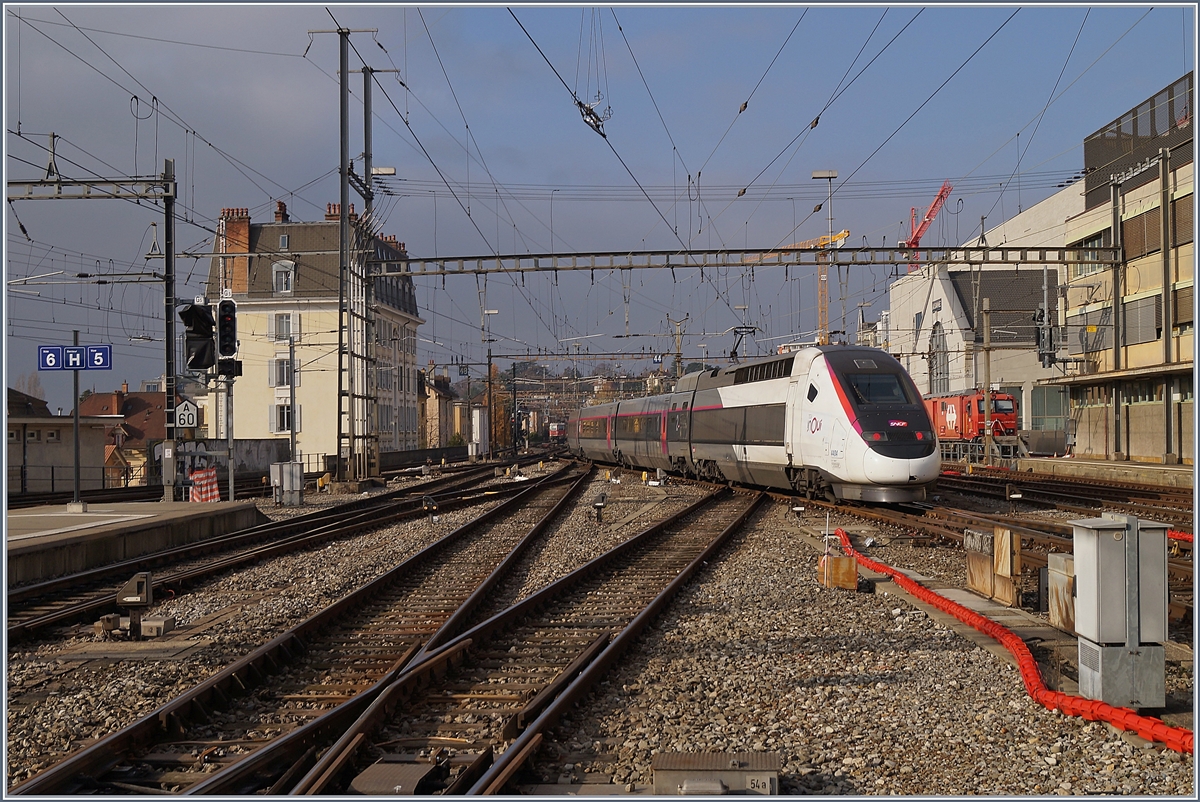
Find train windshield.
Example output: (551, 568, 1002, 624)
(976, 398, 1016, 414)
(842, 373, 919, 406)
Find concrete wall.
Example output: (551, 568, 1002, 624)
(7, 418, 110, 492)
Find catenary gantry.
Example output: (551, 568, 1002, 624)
(385, 246, 1121, 276)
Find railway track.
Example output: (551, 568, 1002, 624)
(10, 466, 592, 795)
(6, 463, 538, 642)
(285, 488, 763, 796)
(936, 472, 1193, 530)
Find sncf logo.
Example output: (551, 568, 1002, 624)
(888, 420, 908, 427)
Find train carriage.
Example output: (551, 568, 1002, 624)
(569, 345, 939, 502)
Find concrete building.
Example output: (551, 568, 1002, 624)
(419, 365, 458, 449)
(205, 203, 422, 475)
(8, 388, 117, 492)
(888, 73, 1194, 465)
(888, 185, 1080, 438)
(1050, 74, 1194, 463)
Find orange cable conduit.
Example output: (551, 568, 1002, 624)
(834, 528, 1193, 755)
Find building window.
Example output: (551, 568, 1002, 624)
(1070, 233, 1107, 278)
(269, 358, 298, 388)
(45, 429, 61, 443)
(8, 429, 17, 443)
(271, 313, 300, 342)
(928, 322, 949, 395)
(1031, 386, 1067, 432)
(273, 260, 295, 294)
(269, 404, 300, 433)
(26, 429, 40, 442)
(279, 234, 289, 250)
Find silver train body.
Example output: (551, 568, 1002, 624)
(567, 345, 940, 503)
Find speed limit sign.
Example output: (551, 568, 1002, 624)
(174, 400, 198, 429)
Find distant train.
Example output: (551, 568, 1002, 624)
(568, 345, 940, 503)
(548, 422, 567, 444)
(923, 390, 1019, 441)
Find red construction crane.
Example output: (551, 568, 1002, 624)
(901, 180, 953, 272)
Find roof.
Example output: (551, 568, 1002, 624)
(206, 210, 419, 316)
(7, 388, 51, 417)
(946, 268, 1058, 345)
(78, 390, 187, 448)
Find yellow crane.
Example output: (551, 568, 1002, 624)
(786, 229, 849, 345)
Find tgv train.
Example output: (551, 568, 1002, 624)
(567, 345, 940, 503)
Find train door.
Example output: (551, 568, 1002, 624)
(784, 380, 799, 459)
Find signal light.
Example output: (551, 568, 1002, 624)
(179, 303, 216, 370)
(217, 300, 238, 357)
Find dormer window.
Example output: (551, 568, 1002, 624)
(279, 234, 289, 250)
(273, 260, 295, 294)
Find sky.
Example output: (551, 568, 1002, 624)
(4, 2, 1196, 413)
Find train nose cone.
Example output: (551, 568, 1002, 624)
(863, 450, 941, 484)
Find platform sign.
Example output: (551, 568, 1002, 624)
(87, 345, 113, 369)
(37, 344, 113, 370)
(37, 346, 63, 370)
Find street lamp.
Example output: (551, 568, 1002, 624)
(551, 189, 560, 253)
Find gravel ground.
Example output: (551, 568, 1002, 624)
(2, 464, 698, 789)
(5, 465, 556, 788)
(6, 473, 1193, 794)
(540, 501, 1195, 796)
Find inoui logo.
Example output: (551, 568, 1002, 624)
(808, 417, 822, 434)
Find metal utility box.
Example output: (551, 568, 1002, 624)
(270, 462, 304, 507)
(1072, 515, 1167, 710)
(1072, 517, 1167, 645)
(652, 752, 779, 795)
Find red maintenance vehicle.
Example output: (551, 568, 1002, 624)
(924, 390, 1019, 441)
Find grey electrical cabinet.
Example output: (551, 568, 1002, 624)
(1071, 514, 1167, 710)
(1072, 517, 1167, 644)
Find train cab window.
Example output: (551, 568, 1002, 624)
(843, 373, 915, 405)
(807, 384, 818, 402)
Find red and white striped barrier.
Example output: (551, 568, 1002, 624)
(189, 467, 220, 503)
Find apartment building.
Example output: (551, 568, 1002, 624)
(205, 202, 423, 473)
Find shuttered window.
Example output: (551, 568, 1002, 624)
(1067, 307, 1113, 354)
(1122, 207, 1161, 260)
(1172, 197, 1193, 247)
(1173, 285, 1194, 326)
(1121, 294, 1162, 345)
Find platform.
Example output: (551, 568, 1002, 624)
(1014, 456, 1194, 489)
(6, 500, 268, 585)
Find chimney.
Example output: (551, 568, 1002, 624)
(324, 202, 357, 222)
(121, 380, 129, 394)
(275, 201, 289, 223)
(219, 207, 252, 293)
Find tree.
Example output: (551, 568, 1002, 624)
(14, 372, 45, 400)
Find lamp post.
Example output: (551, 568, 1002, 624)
(550, 189, 559, 253)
